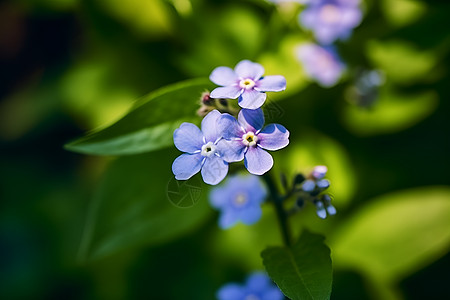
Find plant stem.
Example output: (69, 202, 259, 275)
(262, 172, 292, 247)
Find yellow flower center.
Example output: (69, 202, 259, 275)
(242, 132, 258, 147)
(239, 78, 256, 89)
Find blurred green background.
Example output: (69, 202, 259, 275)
(1, 0, 449, 299)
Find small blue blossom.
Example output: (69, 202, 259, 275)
(299, 0, 362, 45)
(217, 108, 290, 175)
(210, 175, 267, 229)
(172, 110, 229, 185)
(217, 272, 283, 300)
(209, 60, 287, 109)
(296, 43, 345, 87)
(295, 166, 336, 218)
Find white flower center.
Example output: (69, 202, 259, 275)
(239, 78, 256, 90)
(201, 142, 216, 157)
(319, 4, 341, 24)
(242, 132, 258, 147)
(233, 193, 248, 207)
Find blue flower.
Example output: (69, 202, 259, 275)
(299, 0, 362, 45)
(296, 43, 345, 87)
(209, 174, 267, 229)
(209, 60, 286, 109)
(217, 108, 289, 175)
(172, 110, 229, 185)
(217, 272, 283, 300)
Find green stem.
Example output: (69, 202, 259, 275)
(262, 172, 292, 247)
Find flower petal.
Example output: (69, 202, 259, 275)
(216, 139, 246, 162)
(238, 90, 266, 109)
(262, 288, 284, 300)
(216, 283, 245, 300)
(201, 109, 221, 143)
(201, 155, 228, 185)
(258, 124, 290, 151)
(218, 211, 240, 229)
(172, 153, 204, 180)
(255, 75, 286, 92)
(235, 60, 265, 80)
(173, 122, 204, 153)
(246, 272, 271, 290)
(210, 86, 242, 99)
(238, 108, 265, 132)
(209, 185, 228, 209)
(244, 147, 273, 175)
(209, 66, 238, 86)
(239, 206, 262, 225)
(218, 113, 245, 139)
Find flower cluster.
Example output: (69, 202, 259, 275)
(268, 0, 362, 87)
(172, 60, 289, 185)
(294, 165, 336, 219)
(217, 272, 283, 300)
(299, 0, 362, 45)
(209, 174, 267, 229)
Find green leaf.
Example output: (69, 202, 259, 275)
(65, 78, 214, 156)
(261, 230, 333, 300)
(78, 151, 212, 261)
(330, 186, 450, 283)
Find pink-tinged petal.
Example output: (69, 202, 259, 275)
(255, 75, 286, 92)
(201, 155, 228, 185)
(218, 113, 245, 139)
(258, 124, 290, 151)
(235, 60, 265, 80)
(244, 147, 274, 175)
(238, 89, 267, 109)
(201, 110, 221, 143)
(238, 108, 265, 132)
(172, 153, 204, 180)
(209, 66, 238, 86)
(239, 206, 262, 225)
(173, 123, 204, 153)
(210, 86, 242, 99)
(341, 7, 362, 27)
(216, 139, 246, 162)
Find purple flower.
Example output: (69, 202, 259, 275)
(209, 60, 286, 109)
(217, 108, 289, 175)
(172, 110, 229, 185)
(299, 0, 362, 45)
(209, 174, 267, 229)
(217, 272, 283, 300)
(296, 43, 345, 87)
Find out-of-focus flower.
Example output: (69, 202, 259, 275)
(299, 0, 362, 45)
(172, 110, 228, 185)
(218, 108, 289, 175)
(209, 60, 286, 109)
(217, 272, 284, 300)
(296, 43, 345, 87)
(346, 69, 385, 108)
(209, 175, 267, 229)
